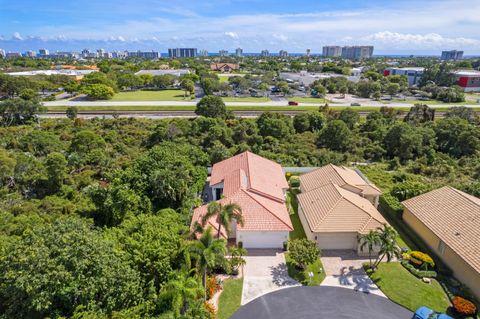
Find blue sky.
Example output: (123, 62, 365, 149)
(1, 0, 480, 54)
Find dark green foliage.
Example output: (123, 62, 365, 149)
(195, 95, 229, 118)
(0, 216, 143, 318)
(256, 112, 294, 138)
(401, 260, 437, 278)
(317, 120, 352, 151)
(0, 98, 46, 126)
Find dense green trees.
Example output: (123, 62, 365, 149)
(0, 98, 479, 317)
(0, 217, 143, 318)
(195, 95, 229, 118)
(0, 98, 45, 126)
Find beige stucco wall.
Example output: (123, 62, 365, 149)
(403, 208, 480, 299)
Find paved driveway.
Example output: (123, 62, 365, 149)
(320, 250, 386, 297)
(232, 286, 413, 319)
(241, 249, 299, 305)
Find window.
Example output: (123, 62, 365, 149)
(438, 240, 446, 255)
(215, 188, 223, 200)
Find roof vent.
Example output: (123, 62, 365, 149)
(454, 232, 461, 236)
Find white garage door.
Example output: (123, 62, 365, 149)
(238, 231, 288, 249)
(316, 233, 357, 250)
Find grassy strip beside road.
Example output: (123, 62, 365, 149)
(110, 90, 192, 101)
(217, 278, 243, 319)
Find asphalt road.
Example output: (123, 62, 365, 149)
(43, 100, 480, 108)
(231, 286, 413, 319)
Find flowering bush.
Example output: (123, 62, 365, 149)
(206, 276, 221, 300)
(204, 302, 217, 317)
(452, 296, 477, 316)
(401, 252, 410, 260)
(410, 251, 435, 269)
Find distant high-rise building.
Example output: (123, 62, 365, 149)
(168, 48, 198, 58)
(38, 48, 49, 56)
(235, 48, 243, 57)
(341, 46, 374, 60)
(198, 49, 209, 57)
(0, 49, 5, 58)
(5, 52, 21, 58)
(219, 49, 229, 57)
(97, 49, 105, 57)
(127, 51, 160, 59)
(261, 50, 270, 57)
(322, 46, 342, 57)
(25, 50, 36, 57)
(306, 49, 311, 57)
(279, 50, 288, 57)
(441, 50, 464, 61)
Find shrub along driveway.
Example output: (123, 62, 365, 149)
(241, 249, 299, 305)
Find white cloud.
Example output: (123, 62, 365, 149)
(363, 31, 480, 49)
(272, 33, 288, 41)
(12, 32, 23, 40)
(224, 32, 238, 39)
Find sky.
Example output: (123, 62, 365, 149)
(1, 0, 480, 55)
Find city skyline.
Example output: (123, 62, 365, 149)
(1, 0, 480, 54)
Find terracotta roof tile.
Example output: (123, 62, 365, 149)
(402, 186, 480, 273)
(297, 183, 386, 234)
(299, 164, 381, 196)
(191, 152, 292, 235)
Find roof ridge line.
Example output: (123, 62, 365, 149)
(242, 189, 293, 230)
(450, 186, 480, 207)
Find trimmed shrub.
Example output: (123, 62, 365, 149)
(401, 260, 437, 278)
(452, 296, 477, 316)
(410, 251, 435, 268)
(289, 175, 300, 188)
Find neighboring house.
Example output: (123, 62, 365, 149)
(191, 151, 293, 248)
(402, 186, 480, 299)
(299, 164, 381, 207)
(297, 164, 386, 254)
(210, 63, 240, 73)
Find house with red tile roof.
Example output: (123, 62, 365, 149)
(191, 151, 293, 248)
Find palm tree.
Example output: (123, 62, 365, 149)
(374, 224, 401, 267)
(163, 270, 203, 318)
(358, 230, 381, 269)
(201, 202, 244, 239)
(189, 227, 227, 300)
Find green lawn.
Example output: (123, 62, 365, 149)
(391, 99, 477, 105)
(367, 262, 450, 313)
(285, 253, 325, 285)
(222, 96, 270, 102)
(285, 188, 326, 285)
(109, 90, 191, 101)
(217, 278, 243, 319)
(289, 96, 328, 104)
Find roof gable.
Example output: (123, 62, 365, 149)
(299, 164, 381, 196)
(297, 183, 386, 233)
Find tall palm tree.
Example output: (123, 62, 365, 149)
(189, 227, 227, 300)
(358, 230, 381, 269)
(374, 224, 401, 267)
(201, 202, 244, 239)
(163, 270, 203, 318)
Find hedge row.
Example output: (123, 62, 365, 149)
(401, 260, 437, 278)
